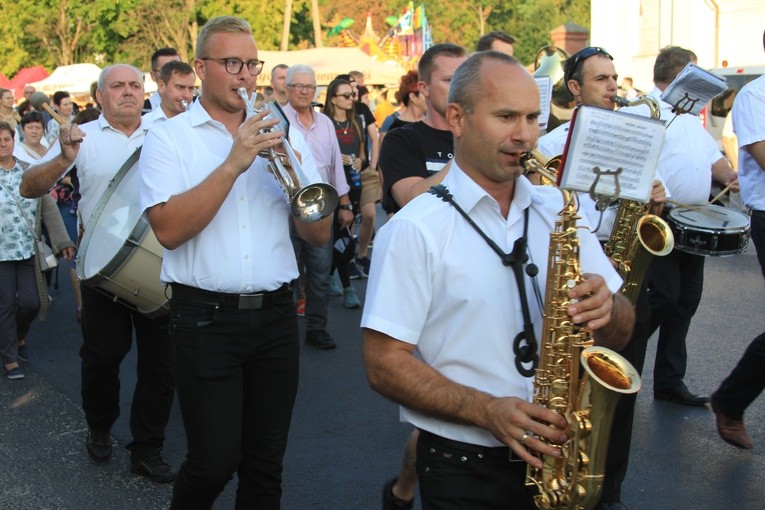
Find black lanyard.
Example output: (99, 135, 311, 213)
(429, 185, 538, 377)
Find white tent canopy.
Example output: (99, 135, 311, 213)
(256, 48, 406, 86)
(27, 63, 102, 96)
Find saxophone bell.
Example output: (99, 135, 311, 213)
(238, 87, 339, 222)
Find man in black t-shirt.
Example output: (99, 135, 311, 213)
(378, 44, 467, 214)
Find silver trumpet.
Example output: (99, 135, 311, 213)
(181, 99, 190, 111)
(238, 87, 338, 222)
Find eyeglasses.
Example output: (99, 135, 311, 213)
(200, 57, 265, 76)
(564, 47, 613, 85)
(334, 92, 356, 99)
(288, 84, 317, 92)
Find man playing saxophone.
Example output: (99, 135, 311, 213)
(536, 46, 666, 510)
(362, 51, 634, 510)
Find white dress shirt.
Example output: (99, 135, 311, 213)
(361, 161, 622, 447)
(139, 99, 323, 293)
(38, 114, 148, 232)
(732, 74, 765, 211)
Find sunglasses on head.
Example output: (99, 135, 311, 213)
(334, 92, 356, 99)
(564, 47, 613, 84)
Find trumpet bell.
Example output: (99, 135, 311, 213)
(291, 183, 339, 222)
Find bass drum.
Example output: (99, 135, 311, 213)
(667, 204, 751, 256)
(76, 149, 170, 317)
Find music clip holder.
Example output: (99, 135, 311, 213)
(670, 92, 699, 115)
(585, 166, 623, 233)
(588, 166, 622, 211)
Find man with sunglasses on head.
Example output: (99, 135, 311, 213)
(138, 16, 332, 509)
(536, 46, 666, 510)
(283, 64, 354, 350)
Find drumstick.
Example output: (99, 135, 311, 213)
(709, 181, 736, 205)
(30, 92, 68, 125)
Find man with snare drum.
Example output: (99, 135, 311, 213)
(19, 64, 176, 483)
(622, 46, 738, 407)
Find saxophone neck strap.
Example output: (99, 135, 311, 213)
(428, 184, 538, 377)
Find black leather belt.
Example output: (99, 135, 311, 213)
(418, 429, 523, 462)
(750, 209, 765, 218)
(170, 283, 293, 310)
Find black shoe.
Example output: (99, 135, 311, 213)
(654, 384, 710, 406)
(382, 477, 413, 510)
(349, 262, 363, 280)
(131, 454, 177, 483)
(86, 428, 113, 462)
(306, 330, 337, 350)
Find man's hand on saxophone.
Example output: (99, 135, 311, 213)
(568, 274, 635, 351)
(482, 397, 567, 468)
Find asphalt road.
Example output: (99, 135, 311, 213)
(1, 224, 763, 509)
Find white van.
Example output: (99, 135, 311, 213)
(701, 65, 765, 152)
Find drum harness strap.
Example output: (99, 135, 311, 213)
(429, 184, 543, 377)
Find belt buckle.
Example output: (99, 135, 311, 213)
(238, 293, 264, 309)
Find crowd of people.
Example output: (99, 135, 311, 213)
(2, 14, 764, 510)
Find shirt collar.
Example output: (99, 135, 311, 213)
(445, 159, 542, 223)
(95, 113, 150, 136)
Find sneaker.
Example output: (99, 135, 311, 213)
(296, 298, 306, 317)
(349, 261, 362, 280)
(343, 287, 361, 309)
(355, 256, 371, 278)
(382, 477, 414, 510)
(306, 329, 337, 350)
(131, 454, 177, 483)
(329, 274, 343, 297)
(86, 428, 113, 462)
(17, 343, 30, 362)
(4, 366, 25, 380)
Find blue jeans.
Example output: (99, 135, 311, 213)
(291, 232, 333, 332)
(169, 288, 299, 510)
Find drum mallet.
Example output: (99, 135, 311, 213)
(30, 92, 68, 125)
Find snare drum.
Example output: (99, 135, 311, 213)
(76, 149, 170, 317)
(667, 204, 751, 256)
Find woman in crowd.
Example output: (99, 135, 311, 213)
(0, 88, 21, 134)
(13, 111, 50, 164)
(322, 78, 364, 309)
(46, 91, 75, 145)
(0, 121, 74, 379)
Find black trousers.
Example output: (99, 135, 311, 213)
(647, 248, 705, 391)
(416, 430, 536, 510)
(714, 211, 765, 420)
(169, 286, 300, 510)
(79, 284, 174, 458)
(599, 283, 652, 503)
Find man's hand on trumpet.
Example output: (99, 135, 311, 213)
(227, 109, 282, 176)
(58, 123, 86, 164)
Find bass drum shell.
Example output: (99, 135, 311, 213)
(76, 149, 169, 317)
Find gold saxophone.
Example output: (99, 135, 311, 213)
(521, 154, 641, 510)
(606, 95, 674, 304)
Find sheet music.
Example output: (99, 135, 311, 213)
(660, 63, 727, 115)
(534, 76, 552, 131)
(558, 106, 665, 202)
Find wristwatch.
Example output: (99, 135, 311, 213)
(338, 204, 353, 211)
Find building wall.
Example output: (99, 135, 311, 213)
(591, 0, 764, 92)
